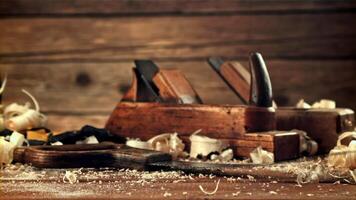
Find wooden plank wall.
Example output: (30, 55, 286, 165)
(0, 0, 355, 131)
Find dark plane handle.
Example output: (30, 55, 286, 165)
(207, 52, 273, 107)
(249, 53, 273, 107)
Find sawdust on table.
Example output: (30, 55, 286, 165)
(0, 157, 355, 198)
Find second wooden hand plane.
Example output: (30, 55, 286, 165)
(208, 53, 355, 153)
(106, 60, 302, 161)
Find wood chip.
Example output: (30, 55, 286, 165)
(198, 179, 220, 195)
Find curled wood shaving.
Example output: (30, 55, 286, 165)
(250, 146, 274, 164)
(296, 99, 311, 109)
(21, 89, 40, 112)
(126, 133, 186, 159)
(0, 75, 7, 95)
(0, 131, 25, 167)
(9, 131, 25, 147)
(63, 171, 78, 184)
(198, 179, 220, 195)
(0, 138, 15, 166)
(4, 90, 47, 131)
(126, 139, 151, 150)
(189, 132, 226, 158)
(350, 170, 356, 183)
(296, 99, 336, 109)
(148, 133, 185, 159)
(4, 103, 31, 119)
(51, 141, 63, 146)
(328, 131, 356, 169)
(312, 99, 336, 109)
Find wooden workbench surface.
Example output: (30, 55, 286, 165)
(1, 164, 356, 200)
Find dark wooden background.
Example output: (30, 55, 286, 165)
(0, 0, 355, 131)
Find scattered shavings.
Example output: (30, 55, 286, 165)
(163, 191, 172, 197)
(4, 89, 47, 131)
(198, 179, 220, 195)
(328, 131, 356, 169)
(63, 171, 78, 184)
(269, 191, 277, 195)
(232, 191, 240, 196)
(350, 170, 356, 183)
(250, 146, 274, 164)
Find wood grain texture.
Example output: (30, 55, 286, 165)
(0, 13, 355, 63)
(153, 69, 203, 104)
(105, 102, 275, 139)
(276, 108, 355, 153)
(181, 131, 300, 161)
(1, 60, 355, 114)
(2, 174, 356, 199)
(1, 0, 356, 15)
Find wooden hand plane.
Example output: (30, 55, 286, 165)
(208, 53, 355, 153)
(106, 60, 302, 161)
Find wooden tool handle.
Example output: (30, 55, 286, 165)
(14, 143, 172, 169)
(249, 53, 273, 107)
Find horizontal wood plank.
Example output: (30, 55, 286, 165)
(1, 60, 355, 114)
(0, 13, 355, 63)
(1, 0, 356, 15)
(47, 114, 107, 132)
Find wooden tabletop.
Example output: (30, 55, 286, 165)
(1, 163, 355, 200)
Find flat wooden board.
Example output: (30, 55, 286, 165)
(1, 164, 355, 200)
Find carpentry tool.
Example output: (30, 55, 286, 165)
(208, 53, 355, 153)
(105, 59, 302, 161)
(11, 143, 293, 180)
(106, 59, 275, 136)
(12, 143, 347, 183)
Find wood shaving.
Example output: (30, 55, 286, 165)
(350, 170, 356, 183)
(0, 138, 15, 166)
(51, 141, 63, 146)
(127, 133, 186, 159)
(0, 76, 7, 131)
(311, 99, 336, 109)
(250, 146, 274, 164)
(328, 131, 356, 169)
(148, 133, 185, 159)
(0, 75, 7, 95)
(163, 191, 172, 197)
(269, 191, 277, 195)
(0, 131, 25, 167)
(190, 131, 226, 158)
(198, 179, 220, 195)
(247, 175, 256, 182)
(296, 99, 336, 109)
(76, 135, 99, 144)
(63, 171, 78, 184)
(9, 131, 25, 147)
(296, 99, 311, 109)
(232, 191, 240, 196)
(4, 89, 47, 131)
(126, 139, 151, 150)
